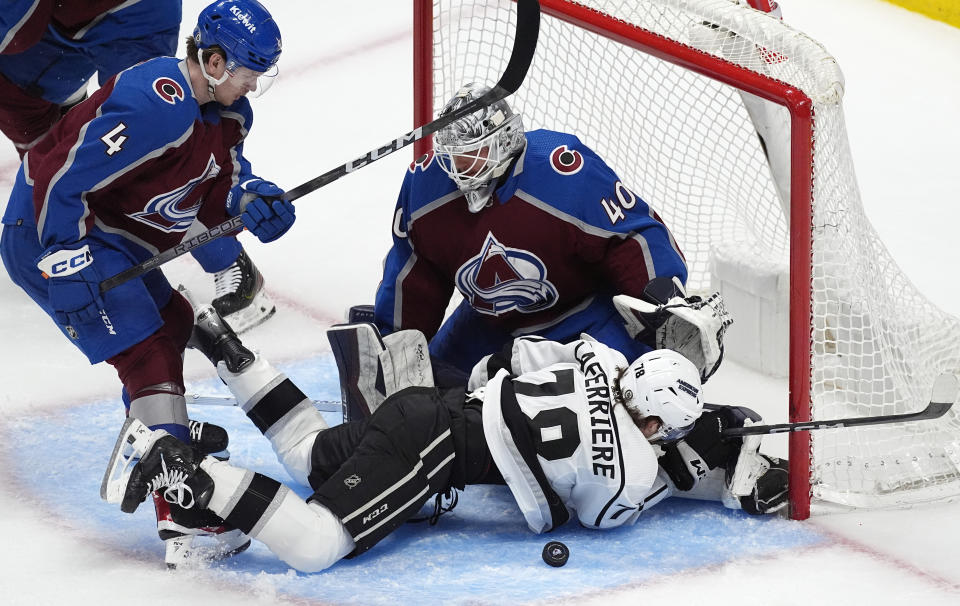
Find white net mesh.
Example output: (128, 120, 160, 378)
(424, 0, 960, 511)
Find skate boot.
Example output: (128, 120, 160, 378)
(189, 419, 230, 460)
(211, 249, 276, 333)
(154, 491, 251, 569)
(99, 418, 205, 514)
(188, 303, 255, 373)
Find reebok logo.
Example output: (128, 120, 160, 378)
(230, 6, 257, 33)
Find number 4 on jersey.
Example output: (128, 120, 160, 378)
(599, 181, 638, 225)
(101, 122, 129, 156)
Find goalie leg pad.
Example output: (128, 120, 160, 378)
(328, 324, 435, 421)
(381, 329, 434, 394)
(327, 322, 387, 421)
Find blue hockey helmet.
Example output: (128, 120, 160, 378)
(194, 0, 282, 74)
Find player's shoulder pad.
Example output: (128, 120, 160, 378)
(520, 130, 620, 206)
(523, 129, 605, 177)
(110, 57, 197, 130)
(400, 151, 460, 215)
(520, 129, 649, 230)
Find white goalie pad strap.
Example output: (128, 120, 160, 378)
(381, 329, 434, 396)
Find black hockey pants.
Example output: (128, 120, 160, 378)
(307, 385, 501, 555)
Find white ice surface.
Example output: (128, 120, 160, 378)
(1, 0, 959, 603)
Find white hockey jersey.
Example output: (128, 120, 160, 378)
(469, 335, 671, 534)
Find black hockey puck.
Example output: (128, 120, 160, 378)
(542, 541, 569, 567)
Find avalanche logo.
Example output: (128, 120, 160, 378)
(130, 154, 221, 232)
(153, 77, 184, 104)
(549, 145, 583, 175)
(408, 150, 434, 173)
(455, 232, 558, 316)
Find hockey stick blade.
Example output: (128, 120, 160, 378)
(722, 373, 959, 437)
(186, 393, 342, 413)
(99, 0, 541, 294)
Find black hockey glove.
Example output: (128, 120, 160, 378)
(735, 455, 788, 515)
(658, 406, 760, 491)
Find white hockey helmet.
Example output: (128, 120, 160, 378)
(619, 349, 704, 442)
(434, 83, 526, 212)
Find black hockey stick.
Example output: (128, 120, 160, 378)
(99, 0, 541, 294)
(722, 373, 958, 437)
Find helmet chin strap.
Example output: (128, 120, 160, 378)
(197, 48, 229, 100)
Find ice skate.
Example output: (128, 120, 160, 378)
(211, 249, 276, 333)
(188, 302, 255, 373)
(101, 418, 207, 514)
(189, 419, 230, 460)
(154, 492, 251, 569)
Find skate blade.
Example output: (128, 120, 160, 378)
(100, 418, 164, 504)
(224, 289, 276, 334)
(165, 529, 252, 569)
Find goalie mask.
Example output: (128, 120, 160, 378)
(194, 0, 282, 97)
(618, 349, 703, 443)
(434, 83, 526, 212)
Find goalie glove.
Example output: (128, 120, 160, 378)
(722, 426, 789, 515)
(614, 276, 733, 382)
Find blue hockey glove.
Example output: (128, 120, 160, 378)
(241, 197, 296, 243)
(226, 179, 295, 243)
(37, 243, 105, 326)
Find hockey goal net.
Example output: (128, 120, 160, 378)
(413, 0, 960, 519)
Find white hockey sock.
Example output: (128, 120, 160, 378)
(218, 354, 328, 486)
(200, 458, 355, 573)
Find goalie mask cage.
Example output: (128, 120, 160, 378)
(413, 0, 960, 519)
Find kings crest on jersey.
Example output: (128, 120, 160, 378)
(4, 56, 257, 259)
(376, 129, 687, 337)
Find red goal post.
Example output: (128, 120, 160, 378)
(412, 0, 960, 520)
